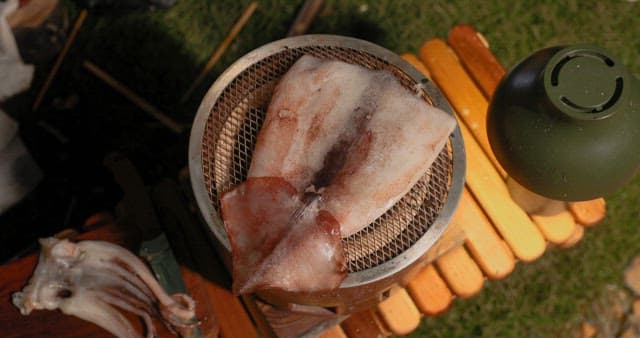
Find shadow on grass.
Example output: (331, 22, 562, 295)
(1, 8, 202, 261)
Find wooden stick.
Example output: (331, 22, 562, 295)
(180, 1, 258, 102)
(287, 0, 324, 37)
(32, 9, 87, 112)
(83, 61, 184, 134)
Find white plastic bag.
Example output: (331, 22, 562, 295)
(0, 0, 34, 101)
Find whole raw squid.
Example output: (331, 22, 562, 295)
(12, 237, 197, 338)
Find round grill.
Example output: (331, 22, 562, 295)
(190, 35, 464, 288)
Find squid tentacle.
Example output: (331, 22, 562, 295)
(59, 289, 141, 338)
(12, 238, 198, 338)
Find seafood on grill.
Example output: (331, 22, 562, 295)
(221, 55, 456, 294)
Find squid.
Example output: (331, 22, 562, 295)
(222, 55, 456, 294)
(12, 237, 197, 338)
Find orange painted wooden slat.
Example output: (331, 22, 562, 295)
(530, 201, 577, 244)
(406, 264, 454, 316)
(435, 246, 484, 298)
(377, 288, 421, 336)
(451, 115, 546, 262)
(447, 24, 505, 98)
(457, 189, 515, 279)
(568, 199, 607, 226)
(419, 38, 505, 178)
(559, 224, 585, 249)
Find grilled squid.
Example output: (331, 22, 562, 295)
(12, 237, 197, 338)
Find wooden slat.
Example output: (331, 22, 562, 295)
(530, 200, 577, 244)
(435, 246, 484, 298)
(377, 288, 421, 336)
(318, 325, 348, 338)
(447, 24, 505, 98)
(447, 24, 606, 229)
(406, 264, 453, 316)
(559, 224, 585, 249)
(457, 189, 515, 280)
(341, 310, 389, 338)
(453, 115, 546, 262)
(419, 38, 505, 178)
(568, 199, 607, 226)
(505, 178, 577, 244)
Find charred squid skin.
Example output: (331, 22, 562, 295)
(12, 237, 198, 338)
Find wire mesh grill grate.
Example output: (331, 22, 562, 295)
(200, 45, 453, 273)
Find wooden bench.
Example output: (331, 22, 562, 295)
(0, 25, 606, 338)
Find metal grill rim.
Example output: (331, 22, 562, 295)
(194, 36, 459, 275)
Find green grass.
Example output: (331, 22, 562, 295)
(45, 0, 640, 336)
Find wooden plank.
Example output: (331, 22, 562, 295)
(376, 288, 421, 336)
(419, 38, 505, 178)
(559, 225, 585, 249)
(457, 189, 515, 280)
(504, 177, 577, 244)
(447, 24, 505, 98)
(341, 310, 389, 338)
(435, 246, 484, 298)
(447, 24, 606, 229)
(406, 264, 453, 316)
(568, 199, 607, 226)
(530, 200, 577, 244)
(318, 325, 348, 338)
(453, 116, 546, 262)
